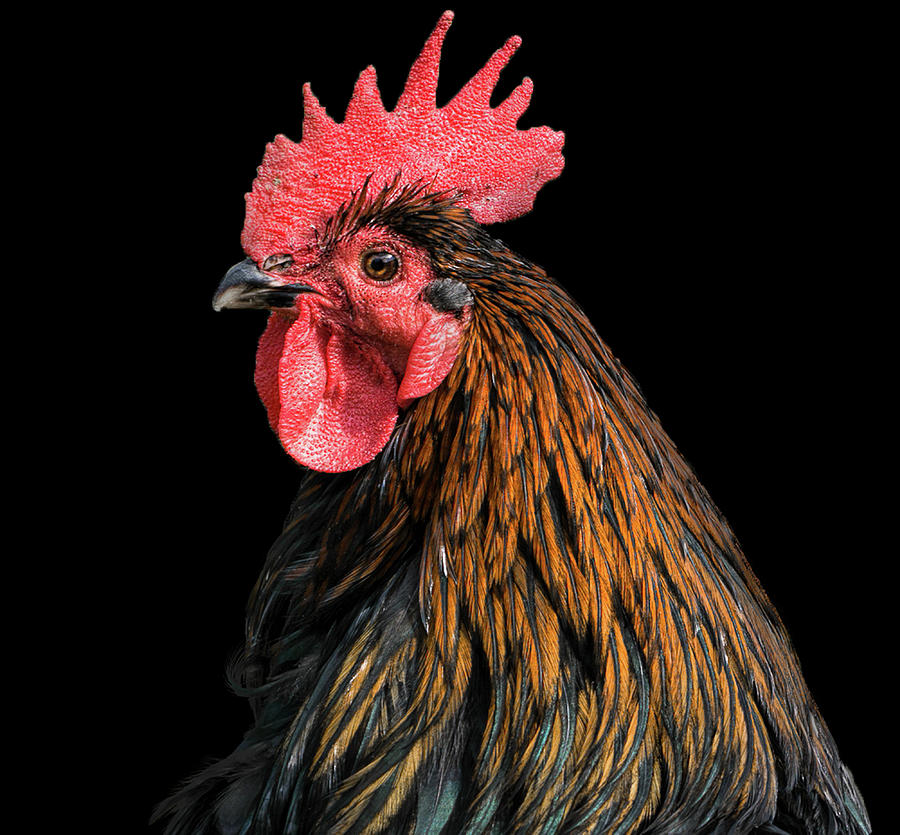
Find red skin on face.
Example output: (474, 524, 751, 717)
(241, 11, 561, 473)
(254, 228, 467, 472)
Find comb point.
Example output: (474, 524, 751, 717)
(243, 12, 565, 260)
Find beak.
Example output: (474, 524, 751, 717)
(213, 258, 316, 311)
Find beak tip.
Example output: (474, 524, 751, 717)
(213, 258, 316, 311)
(212, 284, 245, 312)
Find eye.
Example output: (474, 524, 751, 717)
(262, 253, 294, 272)
(361, 249, 399, 282)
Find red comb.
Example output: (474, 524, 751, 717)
(241, 11, 565, 260)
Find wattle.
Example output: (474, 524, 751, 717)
(255, 304, 399, 473)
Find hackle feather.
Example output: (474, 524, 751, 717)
(155, 186, 869, 833)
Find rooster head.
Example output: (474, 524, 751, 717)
(213, 11, 564, 472)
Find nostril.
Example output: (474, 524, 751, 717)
(262, 254, 294, 272)
(213, 259, 317, 311)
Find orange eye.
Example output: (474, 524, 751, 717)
(361, 250, 399, 282)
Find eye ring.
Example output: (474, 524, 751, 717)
(361, 249, 400, 282)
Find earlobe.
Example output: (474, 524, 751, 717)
(397, 311, 469, 409)
(422, 278, 474, 313)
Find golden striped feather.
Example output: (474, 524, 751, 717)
(157, 185, 869, 834)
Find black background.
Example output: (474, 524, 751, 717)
(53, 3, 886, 829)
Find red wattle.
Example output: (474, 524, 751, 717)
(255, 305, 399, 473)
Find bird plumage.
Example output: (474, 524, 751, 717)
(155, 12, 869, 833)
(157, 185, 868, 833)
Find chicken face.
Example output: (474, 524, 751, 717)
(211, 8, 562, 477)
(214, 223, 472, 473)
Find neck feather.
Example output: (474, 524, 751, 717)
(234, 231, 840, 834)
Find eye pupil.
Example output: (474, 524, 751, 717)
(362, 250, 399, 281)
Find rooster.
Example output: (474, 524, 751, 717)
(156, 11, 870, 834)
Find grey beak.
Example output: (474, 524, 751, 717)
(213, 259, 316, 311)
